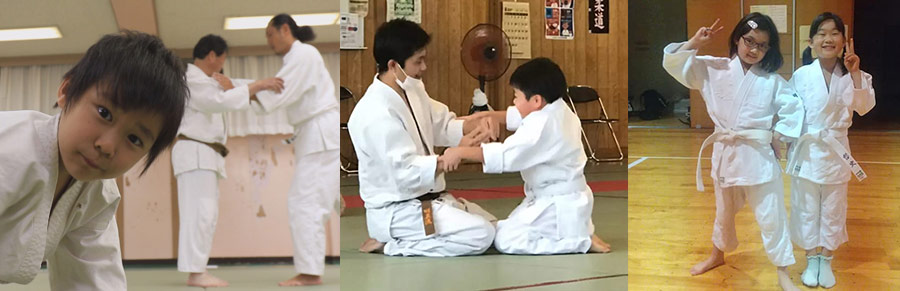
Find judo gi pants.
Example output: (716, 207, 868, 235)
(494, 191, 593, 255)
(383, 193, 497, 257)
(712, 176, 795, 267)
(288, 148, 339, 276)
(176, 169, 220, 273)
(790, 178, 848, 251)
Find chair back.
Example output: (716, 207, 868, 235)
(567, 85, 599, 104)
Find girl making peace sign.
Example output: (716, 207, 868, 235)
(663, 13, 805, 291)
(787, 12, 876, 289)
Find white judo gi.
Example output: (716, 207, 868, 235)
(347, 75, 497, 257)
(663, 42, 804, 267)
(787, 59, 875, 251)
(0, 111, 126, 290)
(172, 63, 251, 273)
(253, 40, 339, 276)
(484, 100, 594, 255)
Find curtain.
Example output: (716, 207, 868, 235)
(0, 51, 339, 138)
(0, 64, 73, 114)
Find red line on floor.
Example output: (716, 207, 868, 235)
(480, 274, 628, 290)
(343, 180, 626, 209)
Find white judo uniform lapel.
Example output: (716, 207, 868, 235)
(400, 84, 434, 156)
(787, 60, 868, 182)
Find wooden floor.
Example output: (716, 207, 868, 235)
(627, 128, 900, 290)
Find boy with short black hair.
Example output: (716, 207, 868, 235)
(0, 31, 188, 289)
(441, 57, 611, 254)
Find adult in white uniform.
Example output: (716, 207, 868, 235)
(348, 19, 499, 257)
(250, 14, 338, 286)
(786, 13, 875, 288)
(662, 14, 803, 291)
(441, 58, 611, 255)
(173, 34, 284, 288)
(0, 31, 187, 290)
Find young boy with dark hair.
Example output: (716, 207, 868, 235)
(442, 57, 611, 255)
(0, 31, 188, 289)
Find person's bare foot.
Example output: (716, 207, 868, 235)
(278, 274, 322, 286)
(186, 272, 229, 288)
(588, 234, 611, 253)
(777, 266, 801, 291)
(690, 247, 725, 276)
(358, 238, 385, 253)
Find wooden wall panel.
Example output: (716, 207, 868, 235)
(685, 0, 853, 129)
(686, 0, 742, 128)
(795, 0, 854, 70)
(744, 0, 794, 80)
(340, 0, 630, 163)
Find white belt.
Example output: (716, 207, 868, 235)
(786, 129, 865, 181)
(283, 135, 298, 145)
(525, 176, 589, 197)
(283, 125, 301, 145)
(696, 129, 773, 191)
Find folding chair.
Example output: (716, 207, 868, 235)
(564, 85, 624, 162)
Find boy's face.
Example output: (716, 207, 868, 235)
(512, 88, 545, 118)
(397, 48, 427, 80)
(56, 83, 163, 180)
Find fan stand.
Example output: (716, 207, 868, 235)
(478, 75, 486, 93)
(479, 45, 498, 93)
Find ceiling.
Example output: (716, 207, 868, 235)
(0, 0, 338, 58)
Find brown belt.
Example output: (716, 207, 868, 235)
(177, 134, 229, 157)
(416, 191, 445, 236)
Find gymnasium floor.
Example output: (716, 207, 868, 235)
(340, 162, 628, 291)
(627, 128, 900, 290)
(2, 264, 341, 291)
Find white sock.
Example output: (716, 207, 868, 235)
(801, 255, 820, 287)
(818, 255, 835, 288)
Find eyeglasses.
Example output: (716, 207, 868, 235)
(741, 35, 770, 52)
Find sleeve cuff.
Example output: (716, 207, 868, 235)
(255, 90, 277, 112)
(506, 106, 523, 131)
(447, 119, 464, 145)
(663, 42, 694, 55)
(481, 142, 505, 173)
(249, 100, 266, 114)
(412, 155, 438, 191)
(235, 85, 251, 110)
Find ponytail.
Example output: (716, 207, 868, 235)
(271, 13, 316, 43)
(802, 47, 813, 66)
(295, 26, 315, 42)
